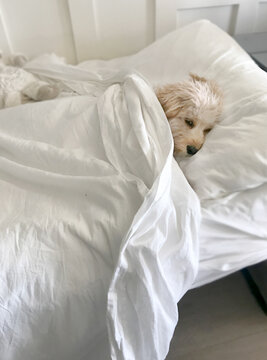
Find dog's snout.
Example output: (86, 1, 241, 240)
(187, 145, 198, 155)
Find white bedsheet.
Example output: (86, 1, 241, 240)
(0, 72, 200, 360)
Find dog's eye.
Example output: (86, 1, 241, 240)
(204, 128, 212, 134)
(185, 119, 194, 128)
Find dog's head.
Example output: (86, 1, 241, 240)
(156, 74, 223, 156)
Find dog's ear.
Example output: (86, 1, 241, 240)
(190, 73, 223, 110)
(189, 73, 207, 83)
(155, 85, 184, 119)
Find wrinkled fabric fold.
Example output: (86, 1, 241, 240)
(0, 72, 200, 360)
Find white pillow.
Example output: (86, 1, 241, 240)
(26, 20, 267, 201)
(179, 83, 267, 200)
(173, 22, 267, 200)
(80, 19, 267, 200)
(120, 19, 267, 201)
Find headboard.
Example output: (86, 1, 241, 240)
(0, 0, 267, 64)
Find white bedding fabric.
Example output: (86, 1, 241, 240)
(1, 19, 267, 360)
(0, 73, 200, 360)
(24, 20, 267, 286)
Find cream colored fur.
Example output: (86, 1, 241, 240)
(156, 74, 223, 156)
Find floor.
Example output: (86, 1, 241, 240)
(166, 272, 267, 360)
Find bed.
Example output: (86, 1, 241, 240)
(0, 19, 267, 360)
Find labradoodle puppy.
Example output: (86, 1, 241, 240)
(156, 74, 223, 156)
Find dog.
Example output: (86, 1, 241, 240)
(156, 74, 223, 156)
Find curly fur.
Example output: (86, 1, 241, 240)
(156, 74, 223, 156)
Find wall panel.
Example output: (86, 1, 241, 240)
(0, 0, 266, 63)
(0, 0, 76, 63)
(0, 11, 11, 54)
(176, 4, 238, 35)
(255, 1, 267, 32)
(68, 0, 155, 62)
(174, 0, 258, 35)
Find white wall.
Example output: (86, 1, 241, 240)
(0, 0, 77, 63)
(68, 0, 156, 62)
(0, 0, 267, 63)
(175, 0, 267, 34)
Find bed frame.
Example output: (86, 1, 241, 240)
(0, 0, 267, 64)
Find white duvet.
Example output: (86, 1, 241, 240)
(1, 20, 267, 360)
(0, 72, 200, 359)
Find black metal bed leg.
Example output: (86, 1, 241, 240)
(241, 268, 267, 315)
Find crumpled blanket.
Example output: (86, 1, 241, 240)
(0, 53, 59, 109)
(0, 70, 200, 360)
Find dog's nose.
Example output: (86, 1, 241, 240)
(187, 145, 198, 155)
